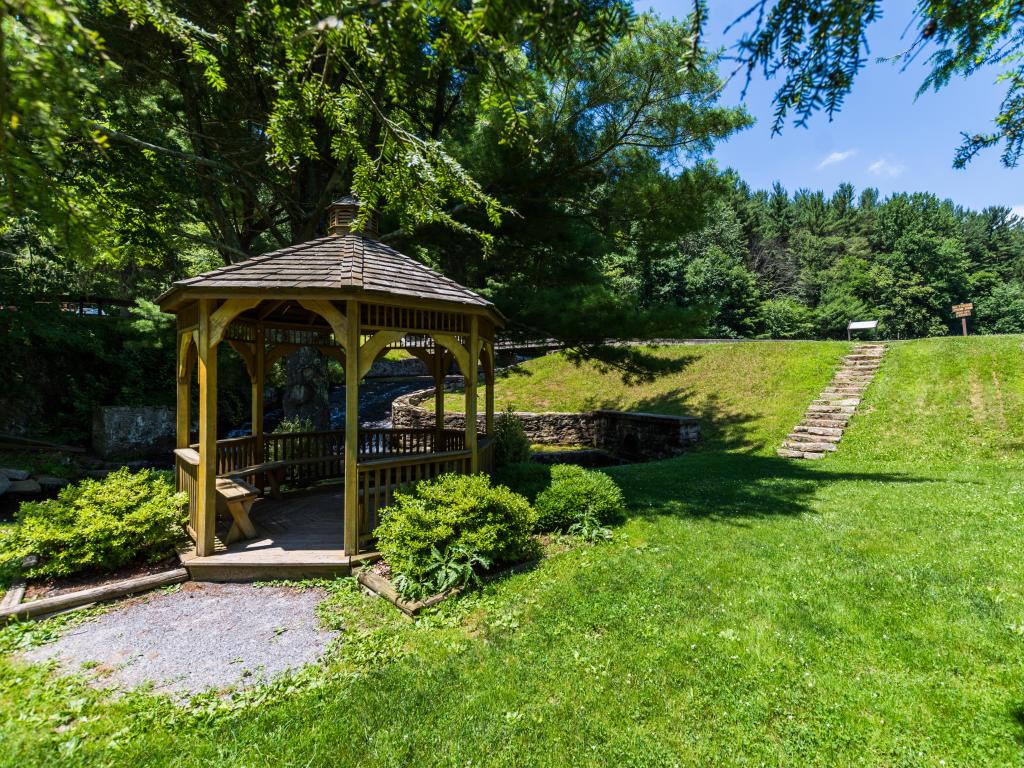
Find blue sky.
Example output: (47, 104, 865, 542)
(643, 0, 1024, 216)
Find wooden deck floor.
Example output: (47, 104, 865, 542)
(179, 484, 379, 581)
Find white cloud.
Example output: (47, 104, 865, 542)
(817, 149, 857, 169)
(1011, 204, 1024, 219)
(868, 158, 906, 178)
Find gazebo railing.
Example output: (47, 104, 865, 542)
(173, 448, 201, 541)
(178, 429, 494, 553)
(190, 427, 468, 485)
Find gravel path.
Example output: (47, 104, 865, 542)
(22, 582, 338, 697)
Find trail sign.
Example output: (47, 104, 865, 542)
(952, 302, 973, 336)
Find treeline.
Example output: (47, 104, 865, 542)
(612, 181, 1024, 339)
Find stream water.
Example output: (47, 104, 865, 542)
(226, 377, 434, 437)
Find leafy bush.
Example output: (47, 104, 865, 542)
(759, 297, 814, 339)
(534, 464, 626, 533)
(0, 468, 187, 579)
(273, 416, 315, 434)
(494, 461, 551, 502)
(375, 473, 536, 599)
(493, 405, 531, 467)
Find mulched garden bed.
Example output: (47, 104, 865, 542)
(23, 555, 180, 600)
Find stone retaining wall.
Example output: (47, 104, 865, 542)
(391, 388, 700, 460)
(92, 405, 176, 459)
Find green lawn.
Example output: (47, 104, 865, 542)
(3, 337, 1024, 766)
(449, 341, 851, 451)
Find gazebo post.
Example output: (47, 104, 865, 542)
(434, 348, 446, 444)
(175, 333, 192, 450)
(466, 316, 479, 473)
(195, 299, 218, 557)
(343, 299, 360, 557)
(252, 324, 265, 462)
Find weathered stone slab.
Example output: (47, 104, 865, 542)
(0, 468, 30, 481)
(9, 479, 41, 494)
(92, 405, 176, 459)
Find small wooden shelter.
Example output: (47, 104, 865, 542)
(158, 197, 503, 575)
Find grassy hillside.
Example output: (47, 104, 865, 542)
(447, 341, 850, 453)
(3, 337, 1024, 766)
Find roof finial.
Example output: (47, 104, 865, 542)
(327, 194, 377, 238)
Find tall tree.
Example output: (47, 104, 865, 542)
(720, 0, 1024, 167)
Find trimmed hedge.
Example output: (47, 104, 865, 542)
(493, 461, 552, 503)
(534, 464, 626, 532)
(375, 473, 535, 597)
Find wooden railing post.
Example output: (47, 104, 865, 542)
(196, 299, 218, 557)
(252, 324, 265, 463)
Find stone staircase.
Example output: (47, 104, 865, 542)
(778, 343, 885, 460)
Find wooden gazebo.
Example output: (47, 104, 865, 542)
(158, 197, 502, 577)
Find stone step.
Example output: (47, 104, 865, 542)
(782, 439, 837, 452)
(787, 431, 841, 444)
(813, 397, 860, 407)
(777, 448, 827, 460)
(776, 448, 805, 459)
(802, 417, 851, 430)
(820, 389, 866, 397)
(807, 404, 856, 414)
(793, 424, 844, 437)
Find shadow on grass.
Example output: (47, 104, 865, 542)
(610, 450, 933, 524)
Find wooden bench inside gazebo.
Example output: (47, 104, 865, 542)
(159, 197, 502, 580)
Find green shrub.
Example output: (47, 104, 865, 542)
(0, 468, 187, 579)
(534, 464, 626, 533)
(375, 473, 536, 598)
(493, 405, 531, 467)
(494, 461, 551, 502)
(273, 417, 315, 434)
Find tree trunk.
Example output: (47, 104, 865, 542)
(282, 347, 330, 430)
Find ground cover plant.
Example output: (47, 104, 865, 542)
(1, 337, 1023, 766)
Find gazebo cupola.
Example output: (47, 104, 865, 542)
(158, 198, 503, 570)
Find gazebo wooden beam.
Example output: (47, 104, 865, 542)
(343, 299, 360, 557)
(209, 298, 262, 347)
(358, 330, 405, 379)
(297, 298, 349, 348)
(195, 299, 218, 557)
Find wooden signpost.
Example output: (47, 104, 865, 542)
(952, 302, 973, 336)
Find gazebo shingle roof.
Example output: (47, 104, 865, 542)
(159, 233, 493, 310)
